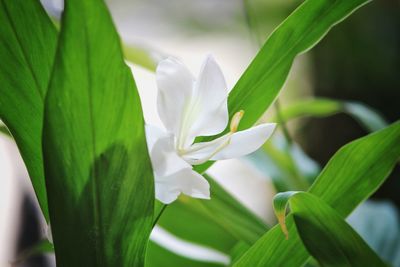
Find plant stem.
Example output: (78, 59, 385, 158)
(152, 204, 167, 228)
(241, 0, 263, 47)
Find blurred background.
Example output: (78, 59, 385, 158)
(1, 0, 399, 266)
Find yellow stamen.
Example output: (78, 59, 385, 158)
(230, 110, 244, 133)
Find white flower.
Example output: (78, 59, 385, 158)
(146, 55, 276, 204)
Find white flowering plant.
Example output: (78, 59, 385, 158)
(0, 0, 399, 266)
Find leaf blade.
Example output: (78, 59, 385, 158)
(0, 0, 58, 221)
(290, 193, 387, 267)
(233, 121, 400, 266)
(228, 0, 372, 132)
(42, 0, 154, 265)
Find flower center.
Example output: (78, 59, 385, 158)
(179, 110, 244, 165)
(230, 110, 244, 133)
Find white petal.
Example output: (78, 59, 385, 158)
(183, 123, 276, 164)
(150, 134, 190, 177)
(183, 55, 229, 144)
(156, 57, 194, 135)
(212, 123, 276, 160)
(145, 124, 167, 151)
(155, 168, 210, 204)
(181, 134, 230, 165)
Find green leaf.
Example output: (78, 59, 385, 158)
(227, 0, 372, 132)
(271, 98, 342, 122)
(348, 201, 400, 266)
(230, 241, 251, 265)
(159, 176, 268, 253)
(272, 98, 388, 132)
(158, 198, 237, 253)
(195, 0, 372, 174)
(42, 0, 154, 265)
(272, 190, 299, 239)
(0, 0, 58, 221)
(198, 176, 268, 244)
(279, 192, 388, 267)
(233, 121, 400, 266)
(146, 241, 225, 267)
(308, 121, 400, 216)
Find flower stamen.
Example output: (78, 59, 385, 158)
(230, 110, 244, 133)
(181, 110, 246, 165)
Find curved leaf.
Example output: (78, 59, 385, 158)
(233, 121, 400, 266)
(195, 0, 372, 174)
(158, 175, 268, 253)
(348, 200, 400, 266)
(0, 0, 57, 221)
(289, 192, 387, 267)
(227, 0, 372, 132)
(42, 0, 154, 265)
(146, 241, 225, 267)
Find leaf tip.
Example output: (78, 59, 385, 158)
(277, 215, 289, 240)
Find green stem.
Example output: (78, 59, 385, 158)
(152, 204, 168, 228)
(241, 0, 263, 47)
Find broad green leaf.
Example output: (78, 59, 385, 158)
(278, 192, 387, 267)
(230, 242, 251, 265)
(233, 121, 400, 266)
(227, 0, 372, 132)
(158, 198, 237, 253)
(195, 0, 372, 174)
(146, 241, 225, 267)
(273, 98, 388, 132)
(197, 176, 268, 244)
(348, 201, 400, 267)
(308, 121, 400, 216)
(0, 0, 57, 221)
(42, 0, 154, 265)
(159, 176, 268, 253)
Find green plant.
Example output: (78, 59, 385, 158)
(0, 0, 398, 266)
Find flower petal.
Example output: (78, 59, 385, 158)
(183, 123, 276, 164)
(155, 168, 210, 204)
(145, 124, 167, 151)
(156, 57, 194, 135)
(150, 134, 191, 176)
(212, 123, 276, 160)
(178, 55, 229, 148)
